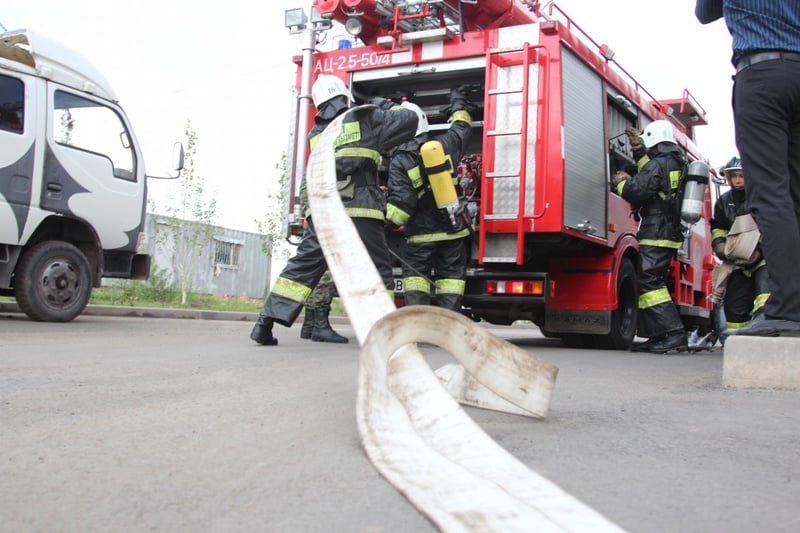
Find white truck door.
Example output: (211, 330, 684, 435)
(42, 83, 145, 251)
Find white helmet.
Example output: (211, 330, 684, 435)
(311, 74, 353, 107)
(641, 119, 676, 148)
(401, 101, 429, 137)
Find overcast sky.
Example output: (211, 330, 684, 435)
(3, 0, 735, 233)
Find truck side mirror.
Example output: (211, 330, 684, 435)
(172, 142, 185, 172)
(145, 142, 184, 180)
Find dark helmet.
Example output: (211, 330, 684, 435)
(720, 156, 742, 178)
(720, 156, 744, 189)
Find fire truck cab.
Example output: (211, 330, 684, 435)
(284, 0, 715, 350)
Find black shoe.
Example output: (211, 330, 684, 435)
(632, 331, 688, 354)
(250, 318, 278, 345)
(734, 317, 800, 338)
(630, 337, 659, 352)
(311, 329, 349, 343)
(310, 304, 348, 343)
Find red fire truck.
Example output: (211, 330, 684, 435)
(283, 0, 715, 349)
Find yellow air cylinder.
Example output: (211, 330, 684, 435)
(421, 140, 458, 225)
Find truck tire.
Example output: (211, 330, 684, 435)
(13, 241, 93, 322)
(595, 257, 638, 350)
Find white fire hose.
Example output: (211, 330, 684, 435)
(305, 108, 624, 532)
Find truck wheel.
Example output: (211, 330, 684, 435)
(595, 257, 638, 350)
(13, 241, 93, 322)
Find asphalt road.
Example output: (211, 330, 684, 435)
(1, 309, 799, 533)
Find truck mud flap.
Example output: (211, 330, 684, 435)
(102, 251, 150, 280)
(546, 309, 611, 334)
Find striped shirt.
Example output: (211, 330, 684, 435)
(695, 0, 800, 65)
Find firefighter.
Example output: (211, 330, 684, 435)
(294, 175, 347, 343)
(385, 86, 474, 311)
(611, 120, 688, 353)
(709, 156, 770, 335)
(250, 74, 418, 345)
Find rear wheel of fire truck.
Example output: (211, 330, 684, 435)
(595, 257, 638, 350)
(13, 241, 93, 322)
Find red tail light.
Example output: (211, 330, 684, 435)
(485, 280, 545, 296)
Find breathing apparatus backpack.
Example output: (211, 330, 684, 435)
(420, 139, 460, 228)
(675, 159, 710, 234)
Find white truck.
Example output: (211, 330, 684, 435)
(0, 29, 180, 322)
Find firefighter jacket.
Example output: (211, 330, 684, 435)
(616, 143, 686, 249)
(711, 187, 764, 269)
(385, 110, 472, 244)
(711, 187, 749, 247)
(306, 98, 418, 221)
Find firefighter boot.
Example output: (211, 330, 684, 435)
(300, 307, 315, 339)
(632, 330, 688, 354)
(311, 304, 348, 343)
(250, 315, 278, 346)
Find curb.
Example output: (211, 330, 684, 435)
(0, 301, 349, 324)
(0, 301, 258, 322)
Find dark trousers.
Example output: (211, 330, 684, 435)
(724, 263, 770, 328)
(258, 216, 393, 327)
(402, 238, 468, 311)
(733, 59, 800, 322)
(637, 244, 683, 339)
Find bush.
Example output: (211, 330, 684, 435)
(91, 266, 179, 307)
(139, 265, 180, 303)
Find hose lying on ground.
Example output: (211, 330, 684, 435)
(305, 107, 624, 532)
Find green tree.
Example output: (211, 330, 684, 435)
(150, 120, 218, 304)
(255, 152, 293, 294)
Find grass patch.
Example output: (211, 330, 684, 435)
(3, 268, 346, 316)
(89, 285, 264, 312)
(89, 286, 345, 315)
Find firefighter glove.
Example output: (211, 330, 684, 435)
(611, 170, 630, 189)
(626, 127, 643, 151)
(449, 85, 474, 113)
(369, 96, 396, 111)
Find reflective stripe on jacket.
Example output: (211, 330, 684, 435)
(618, 143, 686, 248)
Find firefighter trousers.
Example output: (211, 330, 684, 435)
(724, 262, 770, 330)
(636, 244, 683, 339)
(256, 217, 393, 328)
(402, 237, 468, 312)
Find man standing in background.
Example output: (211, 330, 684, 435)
(695, 0, 800, 337)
